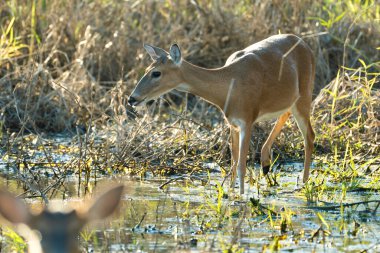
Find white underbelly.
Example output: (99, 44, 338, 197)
(255, 108, 289, 122)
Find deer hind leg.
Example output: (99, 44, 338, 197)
(291, 100, 315, 182)
(230, 128, 239, 189)
(261, 111, 291, 175)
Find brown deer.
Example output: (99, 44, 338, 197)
(0, 185, 124, 253)
(129, 34, 315, 194)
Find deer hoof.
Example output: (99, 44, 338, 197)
(262, 165, 270, 175)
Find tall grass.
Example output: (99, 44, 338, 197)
(0, 0, 378, 171)
(0, 3, 378, 252)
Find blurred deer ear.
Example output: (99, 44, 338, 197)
(169, 44, 182, 65)
(0, 189, 31, 224)
(86, 185, 124, 221)
(143, 44, 167, 61)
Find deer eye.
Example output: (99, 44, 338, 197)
(151, 71, 161, 78)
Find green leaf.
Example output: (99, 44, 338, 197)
(358, 59, 367, 69)
(317, 212, 330, 230)
(5, 17, 15, 36)
(334, 11, 346, 23)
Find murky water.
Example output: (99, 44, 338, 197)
(0, 137, 379, 252)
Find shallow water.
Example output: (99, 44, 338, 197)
(0, 137, 379, 252)
(102, 171, 380, 253)
(2, 171, 380, 252)
(24, 175, 380, 252)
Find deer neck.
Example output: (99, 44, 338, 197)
(177, 60, 232, 110)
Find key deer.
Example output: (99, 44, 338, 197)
(129, 34, 315, 194)
(0, 185, 124, 253)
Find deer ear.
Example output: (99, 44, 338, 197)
(0, 189, 31, 224)
(169, 44, 182, 65)
(144, 44, 167, 61)
(86, 185, 124, 221)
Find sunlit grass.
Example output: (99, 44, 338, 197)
(0, 0, 378, 252)
(1, 227, 27, 253)
(0, 17, 28, 66)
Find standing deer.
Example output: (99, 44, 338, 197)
(128, 34, 315, 194)
(0, 185, 124, 253)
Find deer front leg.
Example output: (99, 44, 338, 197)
(237, 122, 252, 194)
(230, 127, 239, 189)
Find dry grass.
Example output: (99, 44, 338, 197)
(0, 2, 379, 251)
(0, 0, 379, 173)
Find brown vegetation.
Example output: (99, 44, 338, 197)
(0, 0, 379, 167)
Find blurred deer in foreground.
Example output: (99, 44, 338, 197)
(0, 185, 124, 253)
(128, 34, 315, 194)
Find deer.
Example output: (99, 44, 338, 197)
(128, 34, 315, 194)
(0, 185, 124, 253)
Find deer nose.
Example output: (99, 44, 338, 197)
(128, 96, 138, 106)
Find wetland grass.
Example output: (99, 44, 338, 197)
(0, 0, 379, 252)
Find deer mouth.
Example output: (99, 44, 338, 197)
(128, 96, 146, 106)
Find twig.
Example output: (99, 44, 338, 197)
(249, 197, 278, 216)
(306, 200, 380, 211)
(135, 212, 147, 229)
(223, 79, 235, 114)
(159, 175, 209, 189)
